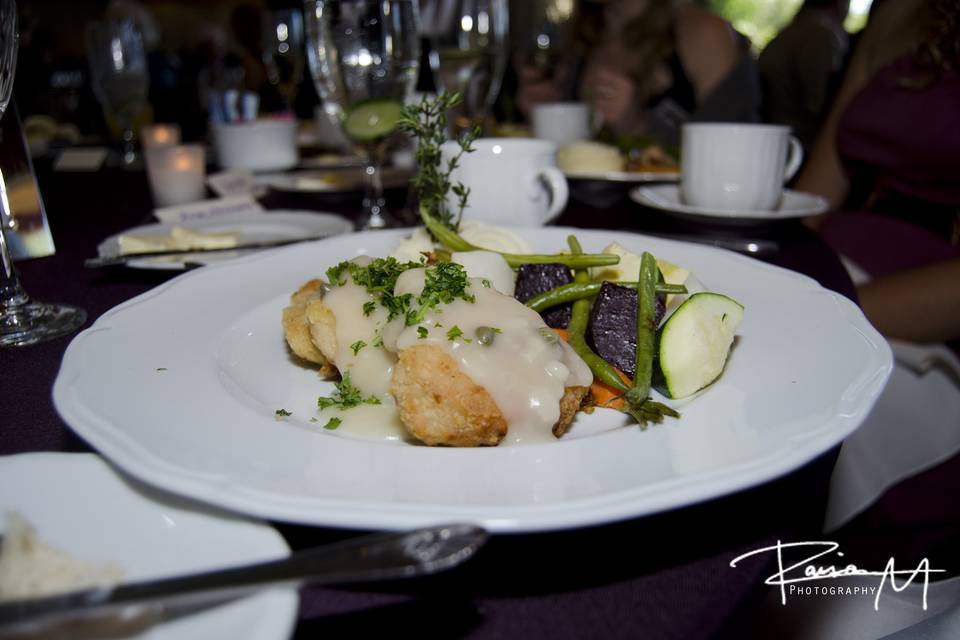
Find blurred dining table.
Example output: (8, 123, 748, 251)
(0, 161, 858, 639)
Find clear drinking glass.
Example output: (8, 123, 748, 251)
(0, 0, 86, 348)
(305, 0, 420, 230)
(86, 19, 149, 165)
(422, 0, 508, 136)
(264, 8, 306, 112)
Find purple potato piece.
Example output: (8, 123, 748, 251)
(586, 282, 665, 378)
(514, 263, 573, 328)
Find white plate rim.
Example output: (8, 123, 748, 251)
(97, 210, 354, 270)
(630, 184, 830, 219)
(55, 227, 892, 533)
(0, 452, 298, 640)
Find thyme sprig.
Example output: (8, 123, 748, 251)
(398, 92, 480, 232)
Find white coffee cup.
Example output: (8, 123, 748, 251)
(532, 102, 592, 147)
(680, 123, 803, 211)
(212, 119, 298, 172)
(441, 138, 569, 226)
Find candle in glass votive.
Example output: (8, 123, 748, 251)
(141, 124, 181, 151)
(146, 144, 206, 207)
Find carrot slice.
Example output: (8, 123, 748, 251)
(552, 327, 630, 410)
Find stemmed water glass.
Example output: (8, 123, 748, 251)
(0, 0, 86, 348)
(305, 0, 420, 230)
(264, 8, 306, 112)
(86, 18, 149, 166)
(421, 0, 508, 136)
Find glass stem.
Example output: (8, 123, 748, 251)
(360, 144, 393, 230)
(0, 178, 32, 333)
(121, 126, 136, 165)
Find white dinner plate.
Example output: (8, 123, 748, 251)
(257, 168, 411, 194)
(54, 228, 892, 533)
(565, 169, 680, 183)
(0, 452, 297, 639)
(630, 184, 830, 223)
(97, 211, 353, 270)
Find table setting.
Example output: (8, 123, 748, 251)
(5, 0, 958, 638)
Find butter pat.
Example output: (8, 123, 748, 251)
(118, 226, 240, 255)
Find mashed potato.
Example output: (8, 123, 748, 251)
(557, 141, 625, 175)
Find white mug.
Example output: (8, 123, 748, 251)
(532, 102, 592, 147)
(212, 119, 299, 172)
(680, 123, 803, 211)
(441, 138, 569, 226)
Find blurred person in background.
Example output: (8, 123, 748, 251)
(758, 0, 850, 152)
(796, 0, 960, 346)
(514, 0, 761, 148)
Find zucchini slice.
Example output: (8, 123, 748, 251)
(657, 292, 743, 399)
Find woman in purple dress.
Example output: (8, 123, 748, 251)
(795, 0, 960, 345)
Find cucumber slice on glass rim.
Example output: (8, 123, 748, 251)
(343, 99, 404, 142)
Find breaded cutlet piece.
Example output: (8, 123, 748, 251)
(391, 344, 588, 446)
(281, 279, 336, 377)
(391, 344, 507, 447)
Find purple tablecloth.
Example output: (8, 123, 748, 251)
(1, 167, 856, 639)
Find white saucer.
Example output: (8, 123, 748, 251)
(98, 210, 353, 270)
(630, 184, 829, 223)
(0, 453, 297, 640)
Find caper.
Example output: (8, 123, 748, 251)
(539, 327, 559, 344)
(475, 326, 497, 346)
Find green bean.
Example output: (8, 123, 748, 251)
(421, 207, 618, 269)
(526, 281, 688, 313)
(625, 252, 659, 407)
(564, 235, 631, 393)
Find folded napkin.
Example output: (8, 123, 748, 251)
(824, 257, 960, 532)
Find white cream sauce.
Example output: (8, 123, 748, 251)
(318, 261, 592, 445)
(394, 274, 592, 444)
(320, 258, 397, 400)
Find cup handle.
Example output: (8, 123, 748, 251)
(784, 135, 804, 182)
(536, 167, 569, 223)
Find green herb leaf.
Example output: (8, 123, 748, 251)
(275, 409, 292, 417)
(417, 326, 429, 339)
(317, 373, 382, 411)
(350, 340, 367, 356)
(446, 325, 464, 341)
(323, 417, 342, 430)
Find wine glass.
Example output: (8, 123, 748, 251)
(264, 8, 306, 112)
(422, 0, 508, 135)
(305, 0, 420, 230)
(86, 18, 149, 166)
(0, 0, 86, 348)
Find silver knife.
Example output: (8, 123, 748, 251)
(85, 234, 334, 268)
(0, 523, 487, 634)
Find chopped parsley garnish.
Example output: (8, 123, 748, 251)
(156, 367, 168, 371)
(481, 278, 492, 288)
(417, 326, 429, 339)
(275, 409, 292, 417)
(407, 263, 475, 326)
(446, 325, 471, 342)
(325, 259, 476, 328)
(373, 333, 384, 348)
(350, 340, 367, 356)
(323, 417, 342, 430)
(317, 373, 382, 410)
(309, 417, 318, 423)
